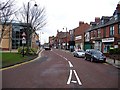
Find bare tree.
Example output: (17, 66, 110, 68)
(15, 2, 46, 32)
(0, 0, 16, 45)
(15, 2, 46, 54)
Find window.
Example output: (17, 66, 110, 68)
(110, 26, 114, 36)
(101, 20, 104, 25)
(118, 24, 120, 34)
(103, 27, 106, 37)
(114, 14, 118, 20)
(97, 29, 101, 38)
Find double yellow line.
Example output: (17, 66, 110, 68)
(0, 50, 43, 71)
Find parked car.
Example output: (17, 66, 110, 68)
(44, 46, 51, 50)
(85, 49, 106, 62)
(73, 50, 85, 58)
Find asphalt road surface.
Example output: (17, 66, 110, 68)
(2, 49, 120, 88)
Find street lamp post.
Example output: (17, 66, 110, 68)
(63, 27, 67, 50)
(22, 32, 26, 57)
(26, 0, 37, 54)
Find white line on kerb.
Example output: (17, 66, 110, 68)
(68, 61, 73, 67)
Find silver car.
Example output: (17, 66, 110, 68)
(73, 50, 85, 58)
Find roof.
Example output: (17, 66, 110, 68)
(85, 16, 120, 32)
(57, 31, 68, 38)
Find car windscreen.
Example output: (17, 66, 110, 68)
(91, 50, 102, 55)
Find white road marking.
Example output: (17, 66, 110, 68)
(67, 70, 73, 84)
(63, 57, 68, 61)
(59, 55, 62, 57)
(73, 70, 82, 85)
(67, 70, 82, 85)
(52, 50, 82, 86)
(71, 81, 77, 83)
(68, 61, 73, 67)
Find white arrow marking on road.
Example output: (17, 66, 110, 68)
(51, 50, 82, 86)
(67, 70, 82, 85)
(67, 70, 73, 84)
(73, 70, 82, 85)
(68, 61, 73, 67)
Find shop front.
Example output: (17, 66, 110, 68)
(94, 40, 102, 51)
(102, 37, 114, 53)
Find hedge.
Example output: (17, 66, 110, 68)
(109, 48, 120, 55)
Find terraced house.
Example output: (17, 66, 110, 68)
(84, 3, 120, 54)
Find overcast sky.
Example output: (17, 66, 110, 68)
(16, 0, 119, 44)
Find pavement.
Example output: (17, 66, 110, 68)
(106, 57, 120, 69)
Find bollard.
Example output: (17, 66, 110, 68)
(113, 56, 115, 64)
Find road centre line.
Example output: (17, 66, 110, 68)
(51, 50, 82, 86)
(68, 61, 73, 67)
(63, 57, 68, 61)
(0, 49, 44, 71)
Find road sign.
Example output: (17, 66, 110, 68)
(22, 32, 26, 37)
(22, 37, 26, 44)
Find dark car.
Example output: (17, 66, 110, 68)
(85, 49, 106, 62)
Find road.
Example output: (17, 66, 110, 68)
(2, 49, 120, 88)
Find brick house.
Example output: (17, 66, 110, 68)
(74, 21, 90, 50)
(49, 36, 55, 47)
(55, 30, 69, 49)
(84, 3, 120, 54)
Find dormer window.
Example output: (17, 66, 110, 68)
(114, 14, 118, 20)
(101, 20, 104, 24)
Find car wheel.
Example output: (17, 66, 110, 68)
(85, 57, 87, 60)
(91, 58, 94, 62)
(77, 54, 79, 58)
(74, 54, 76, 57)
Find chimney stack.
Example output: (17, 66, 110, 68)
(95, 17, 100, 23)
(79, 21, 84, 26)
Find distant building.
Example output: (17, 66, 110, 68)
(49, 36, 55, 48)
(55, 30, 69, 49)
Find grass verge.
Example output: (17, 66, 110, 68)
(1, 52, 37, 68)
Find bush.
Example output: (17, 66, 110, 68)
(109, 48, 120, 55)
(18, 47, 22, 53)
(18, 47, 27, 54)
(18, 47, 37, 55)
